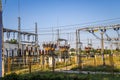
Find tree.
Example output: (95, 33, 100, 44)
(70, 48, 75, 52)
(6, 39, 18, 44)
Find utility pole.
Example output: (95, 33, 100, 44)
(18, 17, 21, 49)
(76, 30, 78, 64)
(57, 29, 60, 46)
(101, 32, 105, 66)
(78, 30, 82, 73)
(18, 17, 21, 69)
(35, 22, 38, 45)
(118, 30, 120, 50)
(0, 0, 4, 77)
(52, 27, 54, 41)
(76, 29, 82, 72)
(57, 29, 60, 39)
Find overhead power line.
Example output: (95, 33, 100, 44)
(2, 0, 8, 14)
(21, 17, 120, 31)
(37, 17, 120, 29)
(38, 32, 75, 35)
(18, 0, 21, 17)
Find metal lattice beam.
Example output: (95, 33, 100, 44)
(78, 24, 120, 31)
(3, 28, 37, 35)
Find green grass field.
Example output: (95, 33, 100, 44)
(1, 71, 120, 80)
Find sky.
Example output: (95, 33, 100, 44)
(2, 0, 120, 48)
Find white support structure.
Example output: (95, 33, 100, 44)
(76, 24, 120, 67)
(78, 24, 120, 31)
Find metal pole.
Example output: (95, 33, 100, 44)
(18, 17, 21, 69)
(35, 22, 38, 45)
(52, 52, 55, 72)
(52, 27, 54, 41)
(76, 30, 78, 64)
(18, 17, 21, 49)
(57, 29, 60, 45)
(78, 30, 82, 72)
(101, 32, 105, 66)
(78, 30, 80, 67)
(0, 0, 4, 77)
(2, 26, 4, 77)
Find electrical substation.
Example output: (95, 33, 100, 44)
(0, 0, 120, 78)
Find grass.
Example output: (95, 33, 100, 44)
(1, 71, 120, 80)
(70, 54, 120, 72)
(71, 65, 120, 72)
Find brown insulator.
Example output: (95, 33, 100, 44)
(45, 50, 47, 55)
(53, 44, 57, 48)
(51, 43, 53, 48)
(30, 47, 33, 52)
(17, 48, 21, 57)
(39, 49, 42, 55)
(48, 43, 51, 47)
(24, 50, 26, 56)
(42, 50, 44, 55)
(28, 50, 31, 56)
(43, 43, 45, 48)
(26, 46, 28, 51)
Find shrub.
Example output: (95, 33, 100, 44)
(3, 73, 20, 80)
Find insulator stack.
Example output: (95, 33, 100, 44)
(59, 44, 70, 52)
(42, 42, 57, 56)
(18, 48, 21, 57)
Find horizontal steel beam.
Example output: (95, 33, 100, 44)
(78, 24, 120, 31)
(3, 28, 36, 35)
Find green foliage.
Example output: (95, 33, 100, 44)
(70, 48, 75, 52)
(104, 49, 111, 54)
(10, 39, 18, 44)
(0, 77, 3, 80)
(2, 72, 89, 80)
(2, 72, 120, 80)
(3, 73, 20, 80)
(6, 39, 18, 44)
(71, 53, 75, 56)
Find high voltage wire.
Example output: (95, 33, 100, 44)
(4, 17, 119, 38)
(31, 27, 119, 35)
(38, 32, 75, 35)
(21, 17, 120, 31)
(2, 0, 8, 14)
(38, 17, 120, 29)
(18, 0, 21, 17)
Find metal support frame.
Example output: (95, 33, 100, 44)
(35, 22, 38, 45)
(18, 17, 21, 49)
(76, 24, 120, 69)
(76, 29, 82, 73)
(101, 32, 105, 66)
(2, 21, 38, 75)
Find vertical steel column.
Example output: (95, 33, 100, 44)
(78, 30, 82, 72)
(56, 17, 59, 43)
(18, 17, 21, 49)
(101, 32, 105, 66)
(76, 30, 78, 64)
(35, 22, 38, 45)
(0, 0, 4, 77)
(18, 17, 21, 69)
